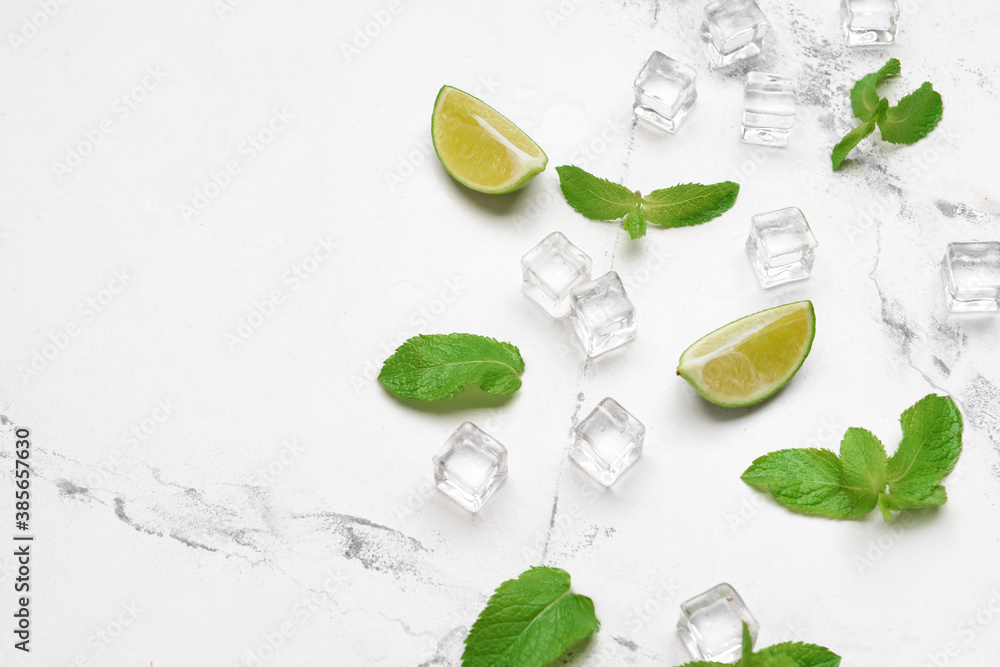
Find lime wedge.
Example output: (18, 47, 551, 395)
(677, 301, 816, 407)
(431, 85, 547, 194)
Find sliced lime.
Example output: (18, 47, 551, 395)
(677, 301, 816, 407)
(431, 85, 547, 194)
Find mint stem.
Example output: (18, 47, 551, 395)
(877, 495, 893, 522)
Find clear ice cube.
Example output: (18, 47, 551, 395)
(570, 398, 645, 486)
(569, 271, 637, 357)
(941, 242, 1000, 313)
(841, 0, 900, 46)
(521, 231, 593, 318)
(741, 72, 796, 146)
(433, 422, 508, 512)
(677, 583, 759, 663)
(746, 207, 818, 288)
(700, 0, 769, 68)
(633, 51, 698, 133)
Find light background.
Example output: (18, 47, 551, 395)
(1, 0, 999, 665)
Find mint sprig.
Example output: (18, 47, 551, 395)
(833, 59, 943, 170)
(678, 622, 840, 667)
(742, 394, 963, 520)
(462, 566, 599, 667)
(831, 99, 887, 170)
(378, 333, 524, 401)
(556, 165, 739, 239)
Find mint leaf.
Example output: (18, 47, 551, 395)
(877, 81, 943, 144)
(838, 427, 887, 516)
(753, 657, 799, 667)
(831, 99, 887, 170)
(462, 566, 599, 667)
(850, 58, 900, 120)
(378, 333, 524, 401)
(739, 621, 754, 666)
(622, 202, 646, 239)
(744, 394, 963, 521)
(879, 486, 947, 514)
(741, 448, 866, 519)
(642, 182, 740, 229)
(680, 633, 839, 667)
(884, 394, 962, 505)
(754, 642, 841, 667)
(557, 165, 739, 239)
(835, 60, 944, 169)
(555, 164, 638, 221)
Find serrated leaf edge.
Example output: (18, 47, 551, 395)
(641, 181, 740, 229)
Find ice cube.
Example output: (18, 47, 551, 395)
(633, 51, 698, 133)
(678, 583, 759, 662)
(841, 0, 900, 46)
(569, 271, 637, 357)
(746, 207, 818, 288)
(700, 0, 768, 68)
(521, 231, 593, 318)
(433, 422, 508, 512)
(570, 398, 645, 486)
(941, 242, 1000, 313)
(741, 72, 796, 146)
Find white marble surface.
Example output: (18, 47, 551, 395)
(1, 0, 999, 665)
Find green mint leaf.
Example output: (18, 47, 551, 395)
(682, 633, 840, 667)
(838, 427, 888, 516)
(745, 395, 963, 521)
(378, 333, 524, 401)
(753, 642, 841, 667)
(836, 60, 944, 168)
(462, 566, 599, 667)
(877, 81, 943, 144)
(753, 657, 799, 667)
(641, 181, 740, 229)
(741, 448, 867, 519)
(878, 486, 948, 519)
(884, 394, 962, 506)
(850, 58, 900, 120)
(556, 164, 638, 221)
(557, 165, 738, 239)
(622, 202, 647, 239)
(831, 99, 887, 170)
(739, 621, 753, 666)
